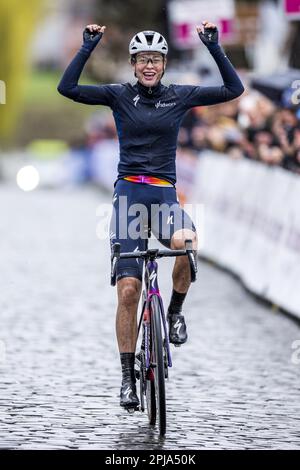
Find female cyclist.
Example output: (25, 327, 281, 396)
(58, 21, 244, 409)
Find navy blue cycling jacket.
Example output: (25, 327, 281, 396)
(57, 41, 244, 185)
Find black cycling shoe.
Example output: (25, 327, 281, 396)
(167, 312, 188, 345)
(120, 380, 140, 409)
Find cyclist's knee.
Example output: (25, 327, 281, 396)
(117, 277, 141, 308)
(171, 229, 197, 250)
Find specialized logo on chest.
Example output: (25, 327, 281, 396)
(133, 95, 140, 107)
(133, 93, 176, 109)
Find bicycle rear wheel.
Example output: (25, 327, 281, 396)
(150, 294, 166, 436)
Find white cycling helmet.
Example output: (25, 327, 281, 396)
(129, 30, 168, 56)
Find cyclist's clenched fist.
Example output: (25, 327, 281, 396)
(82, 24, 106, 52)
(196, 20, 219, 48)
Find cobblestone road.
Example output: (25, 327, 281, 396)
(0, 184, 300, 450)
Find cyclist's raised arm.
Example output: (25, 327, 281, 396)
(177, 21, 245, 108)
(57, 24, 122, 106)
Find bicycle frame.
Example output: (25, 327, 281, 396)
(139, 257, 172, 372)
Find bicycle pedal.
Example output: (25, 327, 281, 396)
(174, 344, 181, 348)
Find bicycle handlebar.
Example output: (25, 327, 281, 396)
(111, 239, 197, 286)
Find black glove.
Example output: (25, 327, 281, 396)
(198, 26, 219, 48)
(82, 27, 103, 53)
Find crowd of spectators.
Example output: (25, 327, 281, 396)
(178, 89, 300, 174)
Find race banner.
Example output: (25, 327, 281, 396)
(282, 0, 300, 20)
(167, 0, 236, 49)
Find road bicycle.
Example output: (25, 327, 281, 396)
(111, 236, 197, 436)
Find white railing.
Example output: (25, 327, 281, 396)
(190, 151, 300, 318)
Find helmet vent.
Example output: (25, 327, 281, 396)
(145, 34, 154, 45)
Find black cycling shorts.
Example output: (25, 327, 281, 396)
(109, 179, 196, 282)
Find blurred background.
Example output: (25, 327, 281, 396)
(1, 2, 300, 449)
(1, 0, 300, 315)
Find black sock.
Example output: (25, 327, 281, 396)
(168, 289, 187, 315)
(120, 352, 135, 383)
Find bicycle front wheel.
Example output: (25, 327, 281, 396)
(151, 294, 166, 436)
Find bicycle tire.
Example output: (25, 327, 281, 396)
(144, 320, 156, 425)
(150, 295, 166, 436)
(146, 376, 156, 425)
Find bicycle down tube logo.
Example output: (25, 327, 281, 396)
(149, 270, 157, 288)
